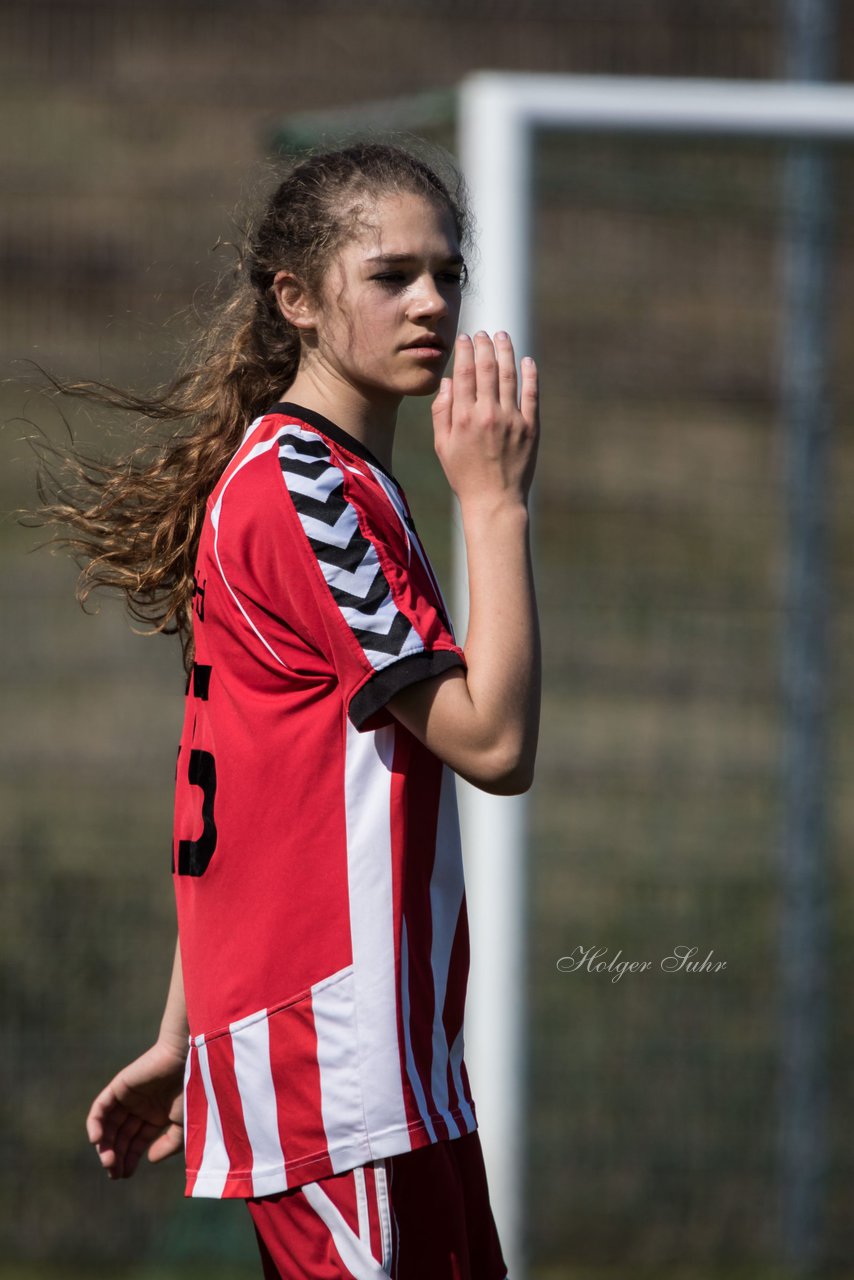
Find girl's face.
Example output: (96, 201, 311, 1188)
(310, 190, 464, 402)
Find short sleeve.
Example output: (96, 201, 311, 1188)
(274, 423, 467, 732)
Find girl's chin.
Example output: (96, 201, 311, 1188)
(408, 361, 444, 377)
(398, 365, 446, 394)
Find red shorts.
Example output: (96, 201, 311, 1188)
(246, 1130, 508, 1280)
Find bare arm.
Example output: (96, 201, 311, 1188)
(86, 936, 188, 1179)
(387, 331, 541, 795)
(157, 934, 190, 1055)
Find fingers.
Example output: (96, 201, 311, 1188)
(86, 1080, 117, 1144)
(86, 1081, 154, 1179)
(148, 1122, 184, 1164)
(520, 355, 539, 431)
(96, 1111, 166, 1180)
(122, 1121, 165, 1179)
(86, 1105, 105, 1146)
(472, 331, 498, 403)
(86, 1050, 187, 1182)
(431, 376, 453, 442)
(98, 1110, 142, 1179)
(451, 331, 526, 415)
(494, 331, 518, 412)
(451, 333, 476, 407)
(88, 1097, 124, 1168)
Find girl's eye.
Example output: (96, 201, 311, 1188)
(373, 271, 464, 288)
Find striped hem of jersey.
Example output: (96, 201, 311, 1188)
(184, 1109, 479, 1199)
(349, 648, 466, 729)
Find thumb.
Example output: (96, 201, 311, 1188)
(431, 377, 453, 443)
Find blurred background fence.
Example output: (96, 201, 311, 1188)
(2, 2, 854, 1277)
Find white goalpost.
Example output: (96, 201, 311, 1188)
(455, 70, 854, 1280)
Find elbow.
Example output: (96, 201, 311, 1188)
(488, 764, 535, 796)
(473, 739, 536, 796)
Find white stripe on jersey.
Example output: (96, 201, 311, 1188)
(210, 434, 292, 670)
(182, 1048, 198, 1189)
(182, 1043, 194, 1092)
(193, 1037, 229, 1198)
(228, 1006, 287, 1195)
(400, 914, 438, 1144)
(367, 460, 459, 645)
(428, 763, 467, 1138)
(366, 464, 413, 565)
(313, 965, 367, 1173)
(342, 719, 411, 1145)
(240, 412, 268, 448)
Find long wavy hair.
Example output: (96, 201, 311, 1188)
(31, 140, 473, 671)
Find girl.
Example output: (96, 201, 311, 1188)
(44, 141, 540, 1279)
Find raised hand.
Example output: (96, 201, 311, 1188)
(86, 1040, 187, 1180)
(431, 330, 540, 510)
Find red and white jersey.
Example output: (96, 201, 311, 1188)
(171, 402, 478, 1199)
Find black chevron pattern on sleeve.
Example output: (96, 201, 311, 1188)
(278, 428, 422, 667)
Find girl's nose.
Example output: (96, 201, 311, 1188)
(409, 275, 448, 320)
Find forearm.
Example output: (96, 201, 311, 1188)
(386, 331, 540, 792)
(459, 498, 541, 788)
(158, 936, 190, 1059)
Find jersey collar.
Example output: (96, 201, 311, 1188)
(269, 401, 401, 489)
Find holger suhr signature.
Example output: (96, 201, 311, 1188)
(556, 945, 727, 983)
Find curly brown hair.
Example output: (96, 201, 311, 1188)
(31, 139, 473, 670)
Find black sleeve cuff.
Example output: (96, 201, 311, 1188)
(349, 649, 466, 732)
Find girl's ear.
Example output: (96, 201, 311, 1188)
(272, 271, 319, 332)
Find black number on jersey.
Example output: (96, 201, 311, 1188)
(192, 572, 207, 621)
(173, 662, 218, 876)
(176, 748, 217, 876)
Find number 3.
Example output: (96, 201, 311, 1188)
(173, 664, 218, 876)
(177, 749, 217, 876)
